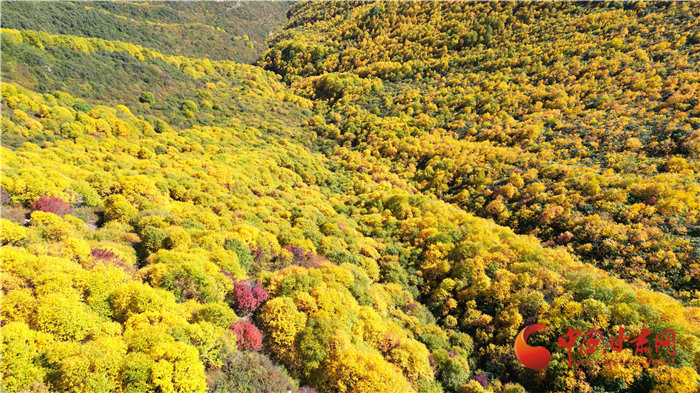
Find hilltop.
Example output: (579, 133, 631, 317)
(1, 2, 699, 393)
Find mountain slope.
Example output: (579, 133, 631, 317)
(261, 1, 700, 300)
(1, 1, 292, 63)
(1, 2, 700, 393)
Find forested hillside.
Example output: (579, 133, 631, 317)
(261, 1, 700, 300)
(2, 1, 291, 63)
(1, 2, 699, 393)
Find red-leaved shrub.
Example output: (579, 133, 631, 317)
(227, 277, 268, 314)
(90, 248, 120, 262)
(472, 371, 489, 388)
(284, 245, 307, 264)
(30, 196, 71, 216)
(251, 285, 268, 304)
(231, 321, 263, 351)
(90, 248, 134, 273)
(233, 281, 257, 313)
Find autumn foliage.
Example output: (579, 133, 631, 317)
(231, 321, 264, 352)
(1, 2, 700, 393)
(231, 279, 268, 314)
(30, 196, 71, 217)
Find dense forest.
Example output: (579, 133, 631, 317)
(1, 1, 291, 63)
(1, 2, 699, 393)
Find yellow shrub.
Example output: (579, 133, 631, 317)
(35, 294, 98, 341)
(386, 339, 434, 384)
(103, 194, 138, 223)
(149, 341, 207, 393)
(64, 238, 92, 266)
(258, 297, 307, 367)
(30, 211, 72, 241)
(325, 335, 415, 393)
(1, 219, 28, 245)
(0, 322, 47, 392)
(649, 366, 700, 393)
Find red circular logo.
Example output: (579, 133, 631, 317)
(514, 324, 552, 370)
